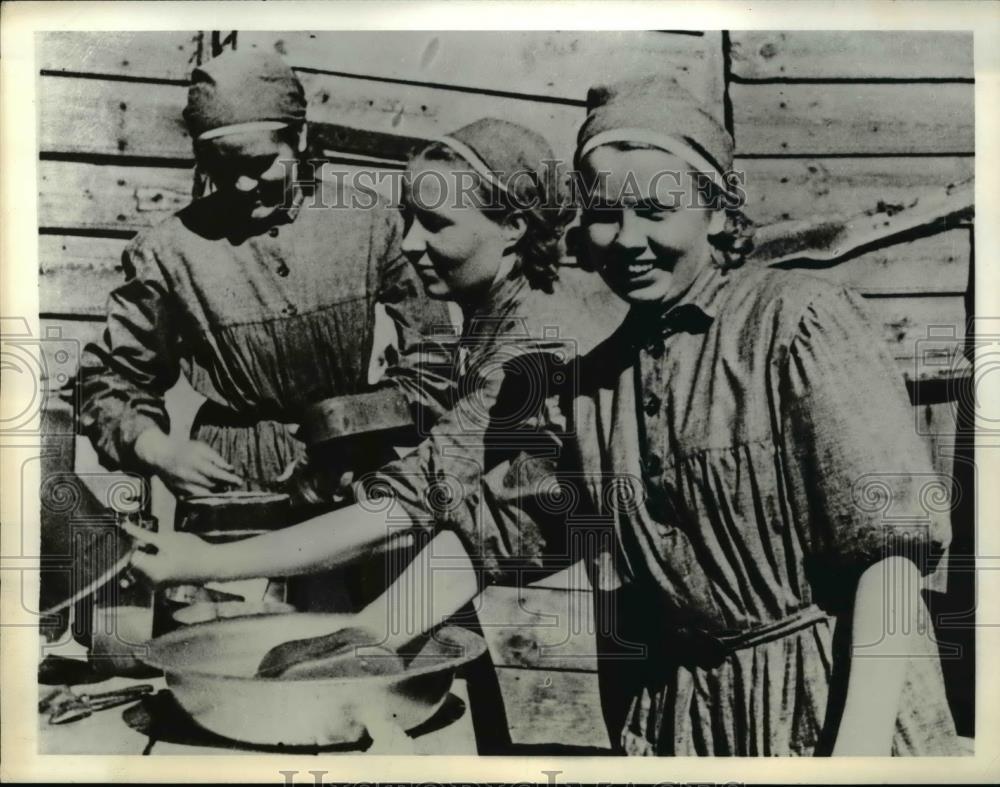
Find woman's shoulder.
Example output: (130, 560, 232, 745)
(538, 267, 629, 357)
(720, 262, 865, 343)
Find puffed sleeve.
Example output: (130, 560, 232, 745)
(77, 235, 182, 470)
(357, 337, 569, 585)
(370, 203, 456, 425)
(777, 283, 951, 603)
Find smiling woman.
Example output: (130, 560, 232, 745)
(125, 117, 623, 647)
(563, 74, 962, 757)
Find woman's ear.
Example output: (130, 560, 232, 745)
(707, 208, 727, 237)
(501, 213, 528, 253)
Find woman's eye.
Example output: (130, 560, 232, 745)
(635, 204, 673, 221)
(582, 207, 621, 225)
(417, 212, 451, 233)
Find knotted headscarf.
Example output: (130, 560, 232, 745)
(184, 49, 307, 142)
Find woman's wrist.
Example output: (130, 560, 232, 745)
(134, 426, 169, 470)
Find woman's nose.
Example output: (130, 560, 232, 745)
(235, 174, 259, 193)
(615, 210, 648, 252)
(400, 222, 426, 259)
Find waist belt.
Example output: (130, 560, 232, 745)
(669, 604, 832, 668)
(195, 399, 295, 429)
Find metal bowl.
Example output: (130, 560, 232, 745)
(142, 613, 486, 747)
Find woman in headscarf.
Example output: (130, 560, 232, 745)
(123, 118, 621, 642)
(79, 49, 452, 506)
(563, 75, 961, 756)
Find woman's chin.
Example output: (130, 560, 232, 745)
(603, 275, 674, 305)
(419, 278, 453, 300)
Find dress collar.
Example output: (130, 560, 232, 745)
(629, 253, 731, 352)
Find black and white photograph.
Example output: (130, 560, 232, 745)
(1, 1, 997, 781)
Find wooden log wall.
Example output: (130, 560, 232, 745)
(38, 30, 973, 750)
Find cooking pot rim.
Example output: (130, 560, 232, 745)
(142, 614, 486, 685)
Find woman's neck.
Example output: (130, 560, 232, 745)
(457, 254, 523, 325)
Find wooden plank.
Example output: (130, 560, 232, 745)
(737, 157, 974, 225)
(860, 293, 968, 385)
(299, 71, 585, 163)
(917, 400, 961, 479)
(478, 585, 597, 671)
(39, 76, 191, 158)
(39, 235, 129, 317)
(38, 160, 193, 232)
(774, 229, 970, 296)
(729, 31, 973, 80)
(493, 667, 610, 750)
(731, 83, 974, 155)
(37, 317, 104, 395)
(39, 69, 585, 161)
(37, 31, 202, 82)
(525, 559, 592, 592)
(241, 30, 723, 113)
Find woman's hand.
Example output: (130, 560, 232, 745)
(120, 522, 217, 586)
(134, 428, 244, 498)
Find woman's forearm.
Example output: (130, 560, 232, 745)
(832, 556, 924, 756)
(205, 501, 412, 582)
(355, 530, 480, 651)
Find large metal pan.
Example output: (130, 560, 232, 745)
(142, 613, 486, 747)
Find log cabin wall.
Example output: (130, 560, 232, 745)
(37, 30, 974, 749)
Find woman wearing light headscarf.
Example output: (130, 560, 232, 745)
(79, 50, 451, 505)
(124, 119, 621, 657)
(563, 75, 960, 756)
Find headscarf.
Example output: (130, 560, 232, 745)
(430, 118, 567, 211)
(415, 118, 572, 293)
(576, 75, 734, 192)
(575, 76, 752, 266)
(184, 50, 307, 142)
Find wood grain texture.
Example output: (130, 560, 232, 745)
(861, 294, 968, 384)
(729, 31, 973, 80)
(478, 585, 598, 671)
(39, 76, 191, 158)
(39, 235, 129, 316)
(731, 83, 974, 155)
(37, 31, 202, 81)
(298, 70, 586, 162)
(774, 229, 970, 296)
(38, 160, 193, 232)
(493, 667, 611, 750)
(737, 157, 974, 225)
(240, 30, 723, 113)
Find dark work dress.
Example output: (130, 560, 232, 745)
(570, 259, 959, 755)
(79, 183, 453, 492)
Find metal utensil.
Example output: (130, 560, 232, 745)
(47, 684, 154, 725)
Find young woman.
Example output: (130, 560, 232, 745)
(124, 118, 620, 633)
(79, 49, 450, 504)
(562, 75, 961, 756)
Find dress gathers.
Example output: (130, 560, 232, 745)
(568, 260, 959, 755)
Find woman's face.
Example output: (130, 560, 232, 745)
(199, 129, 299, 222)
(400, 159, 513, 302)
(579, 146, 714, 305)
